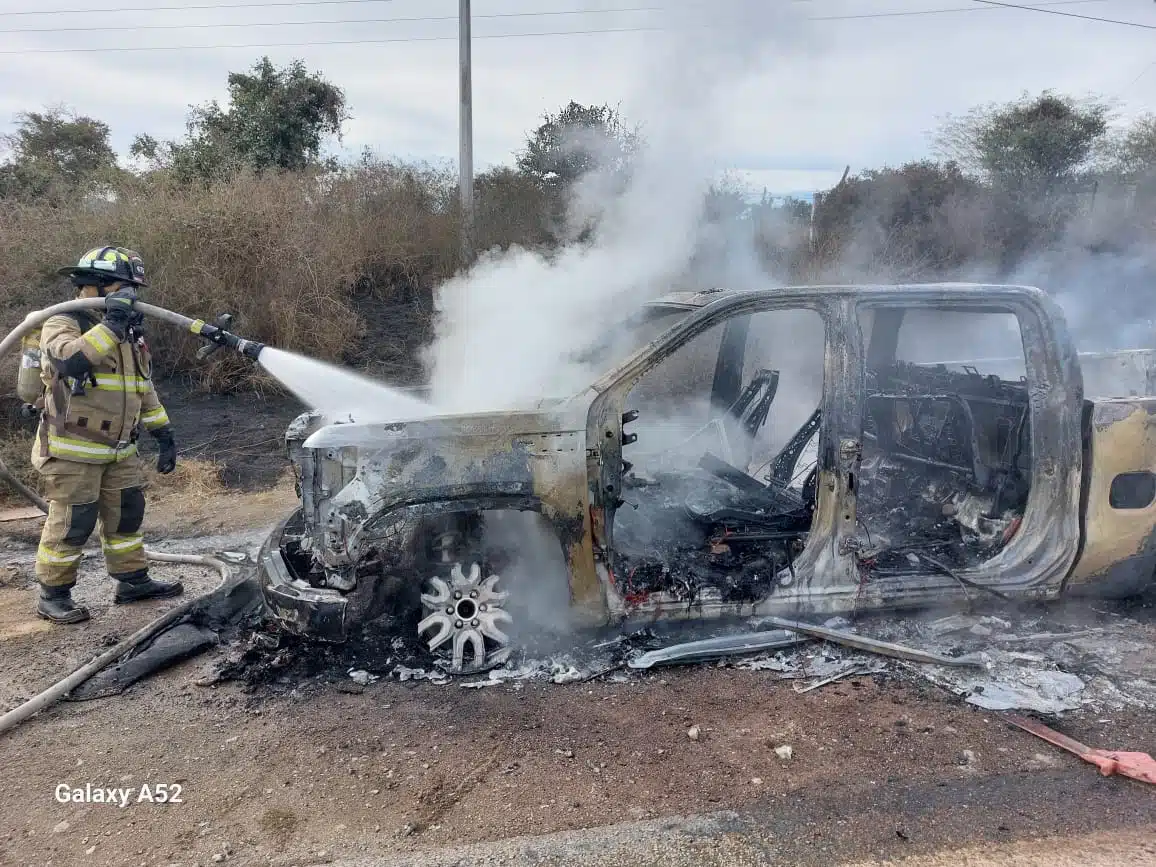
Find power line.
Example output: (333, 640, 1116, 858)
(0, 0, 1111, 40)
(0, 0, 1103, 21)
(969, 0, 1156, 29)
(0, 0, 400, 17)
(814, 0, 1104, 21)
(0, 25, 664, 53)
(2, 6, 661, 33)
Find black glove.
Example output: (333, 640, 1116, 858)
(102, 286, 138, 340)
(152, 427, 177, 475)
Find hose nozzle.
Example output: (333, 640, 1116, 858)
(192, 315, 265, 362)
(237, 337, 265, 360)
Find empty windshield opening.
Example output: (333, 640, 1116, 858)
(572, 306, 694, 383)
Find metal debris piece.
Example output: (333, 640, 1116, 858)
(794, 664, 865, 694)
(913, 657, 1086, 714)
(926, 614, 976, 636)
(734, 654, 796, 672)
(393, 665, 448, 684)
(459, 679, 500, 690)
(761, 617, 984, 668)
(621, 619, 966, 673)
(1003, 713, 1156, 786)
(626, 629, 806, 669)
(551, 664, 585, 684)
(580, 663, 625, 683)
(964, 671, 1086, 713)
(993, 629, 1106, 645)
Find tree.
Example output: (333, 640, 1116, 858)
(0, 107, 119, 202)
(1105, 113, 1156, 180)
(474, 166, 553, 249)
(812, 160, 993, 277)
(702, 174, 751, 224)
(134, 57, 349, 182)
(516, 101, 640, 192)
(934, 91, 1110, 194)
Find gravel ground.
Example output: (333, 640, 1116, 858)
(0, 511, 1153, 867)
(1, 619, 1153, 866)
(336, 821, 1156, 867)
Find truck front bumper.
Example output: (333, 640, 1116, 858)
(257, 509, 350, 642)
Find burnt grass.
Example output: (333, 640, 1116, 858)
(154, 378, 304, 490)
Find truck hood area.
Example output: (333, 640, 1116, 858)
(297, 401, 583, 450)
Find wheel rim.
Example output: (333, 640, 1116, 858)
(418, 562, 513, 674)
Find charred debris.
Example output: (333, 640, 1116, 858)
(610, 358, 1030, 606)
(207, 595, 1156, 719)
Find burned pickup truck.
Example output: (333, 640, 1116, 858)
(257, 284, 1156, 673)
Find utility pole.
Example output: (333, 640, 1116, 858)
(809, 193, 818, 253)
(458, 0, 474, 265)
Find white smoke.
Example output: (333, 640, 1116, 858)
(481, 510, 574, 638)
(1012, 247, 1156, 353)
(425, 1, 812, 414)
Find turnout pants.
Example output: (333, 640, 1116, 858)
(34, 456, 148, 587)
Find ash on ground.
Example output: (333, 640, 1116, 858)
(202, 586, 1156, 718)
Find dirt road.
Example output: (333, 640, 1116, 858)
(341, 821, 1156, 867)
(1, 650, 1153, 867)
(0, 492, 1153, 867)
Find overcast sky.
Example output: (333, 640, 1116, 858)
(1, 0, 1154, 196)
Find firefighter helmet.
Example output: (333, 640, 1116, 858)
(57, 246, 148, 288)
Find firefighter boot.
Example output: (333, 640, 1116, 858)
(112, 569, 184, 604)
(36, 583, 91, 624)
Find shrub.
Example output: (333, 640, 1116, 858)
(0, 159, 545, 390)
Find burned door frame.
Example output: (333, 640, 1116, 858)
(584, 291, 862, 620)
(582, 284, 1083, 620)
(852, 289, 1085, 604)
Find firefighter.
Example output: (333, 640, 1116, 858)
(30, 246, 183, 624)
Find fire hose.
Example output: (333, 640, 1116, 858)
(0, 552, 233, 736)
(0, 298, 265, 737)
